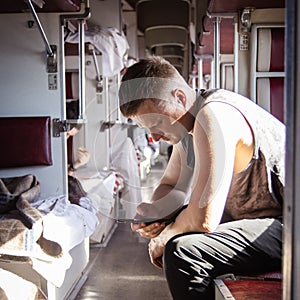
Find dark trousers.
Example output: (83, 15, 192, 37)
(163, 218, 282, 300)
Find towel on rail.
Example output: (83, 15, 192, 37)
(66, 25, 129, 77)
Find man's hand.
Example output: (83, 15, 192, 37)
(147, 222, 177, 269)
(130, 202, 186, 238)
(131, 221, 166, 238)
(130, 202, 165, 238)
(148, 237, 165, 268)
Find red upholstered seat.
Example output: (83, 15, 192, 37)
(224, 279, 282, 300)
(256, 27, 285, 123)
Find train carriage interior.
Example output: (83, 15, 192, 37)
(0, 0, 299, 299)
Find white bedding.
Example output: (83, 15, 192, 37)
(31, 194, 98, 287)
(33, 195, 98, 251)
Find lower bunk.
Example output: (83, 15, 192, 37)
(0, 239, 89, 300)
(0, 172, 119, 299)
(214, 271, 282, 300)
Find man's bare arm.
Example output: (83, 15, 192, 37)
(131, 143, 193, 236)
(174, 102, 254, 233)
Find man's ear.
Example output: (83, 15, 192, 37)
(172, 89, 187, 107)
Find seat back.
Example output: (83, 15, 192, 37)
(0, 117, 52, 168)
(251, 25, 285, 123)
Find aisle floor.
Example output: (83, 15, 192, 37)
(75, 161, 172, 300)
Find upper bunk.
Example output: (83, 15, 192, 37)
(0, 0, 81, 13)
(194, 0, 286, 122)
(195, 0, 285, 78)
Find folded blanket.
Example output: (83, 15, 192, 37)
(66, 25, 129, 77)
(0, 174, 62, 261)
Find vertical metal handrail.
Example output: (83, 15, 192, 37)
(206, 12, 238, 90)
(60, 0, 91, 123)
(78, 19, 86, 120)
(194, 54, 213, 89)
(197, 57, 203, 91)
(213, 17, 221, 88)
(104, 77, 111, 168)
(210, 59, 215, 88)
(233, 17, 239, 93)
(116, 72, 121, 121)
